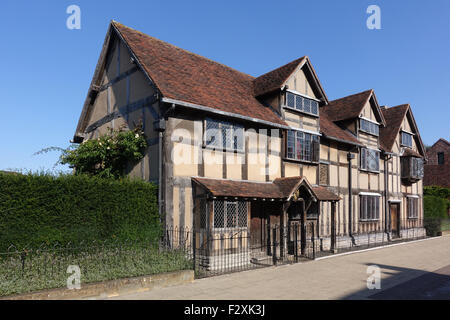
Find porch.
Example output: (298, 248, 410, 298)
(191, 176, 341, 273)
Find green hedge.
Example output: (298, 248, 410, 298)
(0, 172, 160, 251)
(424, 195, 448, 219)
(424, 195, 448, 236)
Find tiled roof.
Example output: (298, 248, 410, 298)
(192, 177, 304, 199)
(401, 148, 423, 158)
(431, 138, 450, 148)
(112, 21, 287, 127)
(192, 177, 284, 199)
(311, 186, 341, 201)
(253, 57, 306, 97)
(379, 104, 409, 152)
(319, 110, 362, 146)
(192, 176, 339, 201)
(321, 89, 373, 122)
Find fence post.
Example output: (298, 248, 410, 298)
(272, 227, 277, 266)
(294, 224, 298, 262)
(331, 202, 336, 253)
(279, 224, 284, 259)
(192, 230, 196, 273)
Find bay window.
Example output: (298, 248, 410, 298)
(401, 156, 424, 181)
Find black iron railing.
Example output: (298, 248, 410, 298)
(0, 218, 440, 296)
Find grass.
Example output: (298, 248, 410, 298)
(0, 241, 192, 297)
(441, 218, 450, 232)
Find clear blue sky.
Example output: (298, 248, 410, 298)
(1, 0, 449, 172)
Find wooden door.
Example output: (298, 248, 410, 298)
(390, 203, 400, 237)
(250, 202, 265, 251)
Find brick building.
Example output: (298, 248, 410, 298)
(424, 138, 450, 188)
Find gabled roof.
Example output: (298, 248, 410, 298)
(253, 57, 306, 97)
(379, 104, 409, 152)
(253, 56, 328, 103)
(311, 186, 341, 201)
(319, 110, 363, 147)
(192, 176, 339, 201)
(379, 104, 426, 157)
(112, 21, 287, 127)
(321, 89, 386, 126)
(430, 138, 450, 148)
(75, 21, 290, 139)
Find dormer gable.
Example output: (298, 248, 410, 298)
(380, 104, 426, 158)
(253, 56, 328, 104)
(322, 89, 386, 126)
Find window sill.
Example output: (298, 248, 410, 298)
(203, 145, 245, 154)
(282, 105, 319, 118)
(359, 129, 379, 137)
(407, 217, 419, 220)
(359, 219, 380, 222)
(283, 157, 319, 165)
(359, 168, 380, 174)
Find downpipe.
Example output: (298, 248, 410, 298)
(155, 102, 176, 228)
(384, 153, 393, 241)
(347, 152, 356, 246)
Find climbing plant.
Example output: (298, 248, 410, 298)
(37, 126, 147, 179)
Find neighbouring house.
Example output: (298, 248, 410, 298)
(73, 21, 427, 267)
(424, 138, 450, 188)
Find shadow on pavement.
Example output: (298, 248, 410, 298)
(343, 263, 450, 300)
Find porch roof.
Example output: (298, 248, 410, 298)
(192, 176, 340, 201)
(311, 186, 341, 201)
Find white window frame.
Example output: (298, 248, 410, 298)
(406, 196, 419, 219)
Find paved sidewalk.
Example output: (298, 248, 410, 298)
(104, 236, 450, 300)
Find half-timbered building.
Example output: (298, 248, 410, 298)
(73, 21, 427, 265)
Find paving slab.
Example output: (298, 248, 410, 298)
(103, 236, 450, 300)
